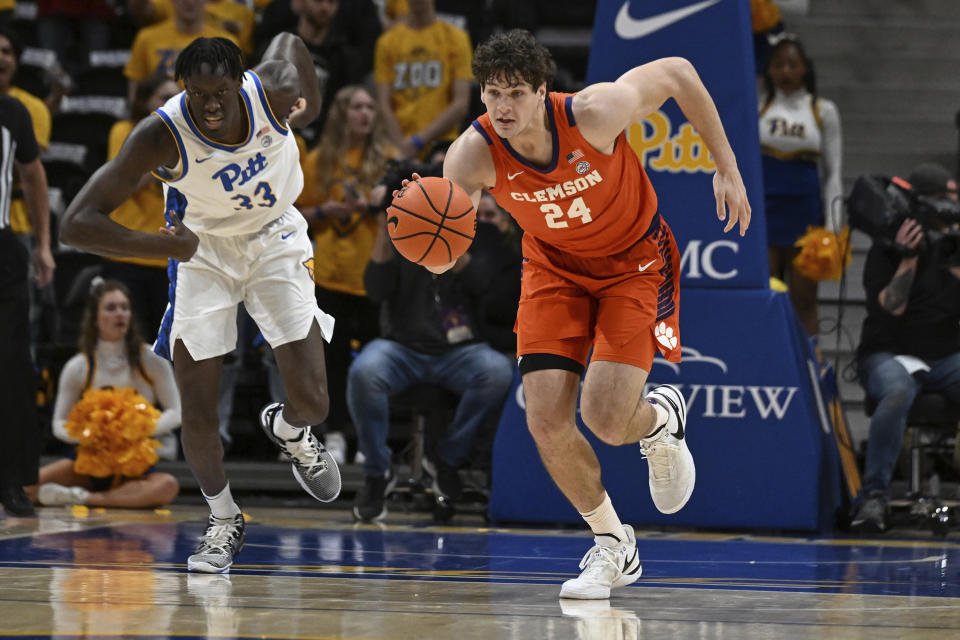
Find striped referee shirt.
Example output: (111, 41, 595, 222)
(0, 94, 39, 230)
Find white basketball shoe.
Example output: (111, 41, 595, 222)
(643, 384, 695, 514)
(559, 524, 642, 600)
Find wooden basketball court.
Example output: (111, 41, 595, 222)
(1, 504, 958, 639)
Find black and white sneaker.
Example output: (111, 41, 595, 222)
(643, 384, 695, 514)
(260, 402, 342, 503)
(559, 524, 642, 599)
(187, 512, 246, 574)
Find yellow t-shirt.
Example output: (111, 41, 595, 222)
(0, 1, 14, 11)
(374, 20, 472, 142)
(298, 146, 399, 296)
(124, 20, 239, 83)
(150, 0, 254, 55)
(105, 120, 168, 269)
(8, 87, 51, 234)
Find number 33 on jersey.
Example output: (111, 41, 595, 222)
(152, 71, 304, 236)
(474, 92, 659, 258)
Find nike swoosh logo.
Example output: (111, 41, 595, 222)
(638, 259, 656, 271)
(507, 170, 525, 180)
(281, 231, 294, 240)
(614, 0, 722, 40)
(195, 156, 213, 163)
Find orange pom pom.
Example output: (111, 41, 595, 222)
(65, 388, 162, 478)
(793, 225, 852, 281)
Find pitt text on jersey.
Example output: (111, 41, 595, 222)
(212, 151, 269, 192)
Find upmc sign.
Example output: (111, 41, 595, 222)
(586, 0, 768, 288)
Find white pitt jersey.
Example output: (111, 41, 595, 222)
(758, 89, 823, 160)
(152, 70, 304, 236)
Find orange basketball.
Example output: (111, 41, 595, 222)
(386, 176, 476, 268)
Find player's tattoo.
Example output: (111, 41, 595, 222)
(879, 265, 916, 313)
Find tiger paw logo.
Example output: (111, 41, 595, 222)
(654, 321, 677, 351)
(302, 257, 315, 281)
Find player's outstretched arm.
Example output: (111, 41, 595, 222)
(60, 116, 198, 262)
(255, 32, 323, 129)
(575, 57, 751, 236)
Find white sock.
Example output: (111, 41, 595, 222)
(579, 492, 628, 546)
(648, 399, 669, 434)
(273, 407, 305, 441)
(203, 483, 241, 519)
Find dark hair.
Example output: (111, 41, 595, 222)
(174, 37, 244, 83)
(131, 69, 177, 121)
(0, 25, 23, 63)
(762, 35, 817, 102)
(79, 279, 152, 390)
(472, 29, 556, 90)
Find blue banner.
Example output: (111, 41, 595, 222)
(488, 289, 843, 531)
(586, 0, 768, 289)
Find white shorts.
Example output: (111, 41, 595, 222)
(154, 207, 335, 361)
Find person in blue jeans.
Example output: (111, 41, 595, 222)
(348, 211, 515, 521)
(852, 162, 960, 532)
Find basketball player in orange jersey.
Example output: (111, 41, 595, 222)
(400, 30, 750, 599)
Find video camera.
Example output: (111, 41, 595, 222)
(371, 157, 444, 212)
(847, 174, 960, 261)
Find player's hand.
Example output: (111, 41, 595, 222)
(424, 259, 456, 274)
(392, 172, 422, 198)
(159, 212, 199, 262)
(32, 245, 55, 287)
(713, 168, 751, 236)
(287, 97, 310, 128)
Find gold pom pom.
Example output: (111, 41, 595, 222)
(64, 388, 162, 478)
(793, 225, 852, 281)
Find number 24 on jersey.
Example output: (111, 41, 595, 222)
(542, 196, 592, 229)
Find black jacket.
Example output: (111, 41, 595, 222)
(364, 224, 504, 355)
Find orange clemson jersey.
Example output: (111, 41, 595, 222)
(473, 92, 658, 258)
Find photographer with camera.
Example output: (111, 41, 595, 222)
(851, 162, 960, 532)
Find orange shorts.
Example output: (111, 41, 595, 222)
(515, 214, 682, 372)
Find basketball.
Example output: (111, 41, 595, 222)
(386, 176, 476, 268)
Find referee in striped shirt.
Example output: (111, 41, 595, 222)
(0, 94, 54, 517)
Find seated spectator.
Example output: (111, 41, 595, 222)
(0, 26, 52, 242)
(850, 162, 960, 532)
(474, 192, 521, 354)
(36, 0, 117, 79)
(101, 70, 181, 338)
(348, 210, 514, 522)
(124, 0, 238, 104)
(25, 279, 181, 508)
(297, 84, 400, 464)
(278, 0, 369, 147)
(374, 0, 472, 158)
(254, 0, 381, 81)
(129, 0, 255, 56)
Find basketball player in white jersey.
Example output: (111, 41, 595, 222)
(61, 34, 340, 573)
